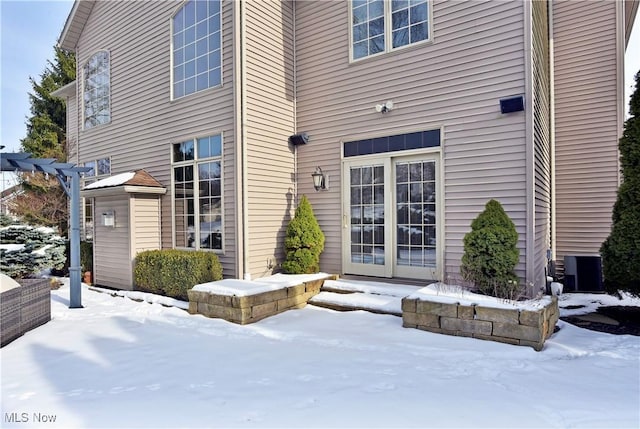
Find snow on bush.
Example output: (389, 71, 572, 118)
(0, 224, 66, 278)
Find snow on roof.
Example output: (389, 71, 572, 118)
(84, 172, 136, 190)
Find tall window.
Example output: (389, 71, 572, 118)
(173, 134, 223, 250)
(83, 51, 110, 128)
(172, 0, 222, 99)
(81, 157, 110, 240)
(351, 0, 430, 61)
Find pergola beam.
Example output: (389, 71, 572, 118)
(1, 152, 92, 308)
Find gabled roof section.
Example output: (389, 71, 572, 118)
(50, 81, 77, 99)
(58, 0, 95, 51)
(82, 170, 166, 196)
(626, 0, 639, 47)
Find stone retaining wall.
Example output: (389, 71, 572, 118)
(402, 296, 558, 351)
(1, 278, 51, 347)
(188, 276, 336, 324)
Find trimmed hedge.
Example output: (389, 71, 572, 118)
(134, 249, 223, 300)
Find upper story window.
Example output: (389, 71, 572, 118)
(351, 0, 430, 61)
(83, 51, 110, 129)
(172, 0, 222, 99)
(82, 157, 111, 178)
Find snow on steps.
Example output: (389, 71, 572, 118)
(309, 279, 425, 317)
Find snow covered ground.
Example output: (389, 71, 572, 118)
(1, 280, 639, 428)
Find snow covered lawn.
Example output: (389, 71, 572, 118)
(1, 281, 639, 428)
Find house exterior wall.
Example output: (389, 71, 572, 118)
(66, 90, 79, 165)
(130, 194, 162, 256)
(553, 0, 622, 268)
(532, 0, 552, 287)
(294, 0, 529, 282)
(94, 195, 131, 289)
(73, 0, 238, 280)
(244, 0, 296, 278)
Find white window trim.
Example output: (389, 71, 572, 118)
(348, 0, 434, 63)
(169, 0, 224, 101)
(170, 132, 225, 254)
(82, 50, 111, 130)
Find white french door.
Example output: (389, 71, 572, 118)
(342, 154, 441, 280)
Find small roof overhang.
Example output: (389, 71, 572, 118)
(50, 81, 77, 99)
(58, 0, 95, 51)
(626, 0, 639, 47)
(81, 170, 166, 197)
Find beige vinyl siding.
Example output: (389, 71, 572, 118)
(94, 196, 131, 289)
(553, 0, 620, 268)
(295, 0, 528, 280)
(532, 0, 551, 286)
(67, 91, 79, 165)
(244, 0, 296, 278)
(75, 0, 237, 277)
(130, 195, 162, 255)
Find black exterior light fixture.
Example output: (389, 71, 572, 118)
(311, 166, 328, 191)
(289, 132, 309, 146)
(499, 95, 525, 114)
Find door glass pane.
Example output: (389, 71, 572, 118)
(396, 160, 436, 267)
(350, 165, 384, 265)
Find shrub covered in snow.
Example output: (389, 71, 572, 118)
(460, 199, 521, 299)
(134, 249, 223, 300)
(282, 195, 325, 274)
(0, 224, 66, 278)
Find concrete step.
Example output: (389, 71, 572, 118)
(309, 291, 403, 317)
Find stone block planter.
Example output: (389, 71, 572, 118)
(402, 285, 558, 351)
(188, 274, 336, 324)
(1, 277, 51, 347)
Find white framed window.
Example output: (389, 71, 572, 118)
(172, 134, 223, 251)
(351, 0, 431, 61)
(172, 0, 222, 99)
(83, 51, 110, 129)
(82, 157, 111, 178)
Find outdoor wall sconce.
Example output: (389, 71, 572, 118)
(311, 167, 329, 191)
(102, 210, 115, 227)
(375, 100, 394, 114)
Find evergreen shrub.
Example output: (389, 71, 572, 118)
(460, 199, 521, 299)
(0, 224, 66, 278)
(601, 70, 640, 296)
(134, 249, 223, 300)
(80, 241, 93, 273)
(282, 195, 325, 274)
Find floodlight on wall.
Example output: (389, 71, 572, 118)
(102, 210, 115, 227)
(289, 132, 309, 146)
(375, 100, 394, 114)
(311, 166, 328, 191)
(499, 95, 525, 114)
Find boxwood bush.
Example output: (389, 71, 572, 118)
(134, 249, 223, 300)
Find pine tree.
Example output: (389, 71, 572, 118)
(10, 47, 76, 234)
(282, 195, 325, 274)
(460, 199, 521, 299)
(600, 71, 640, 296)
